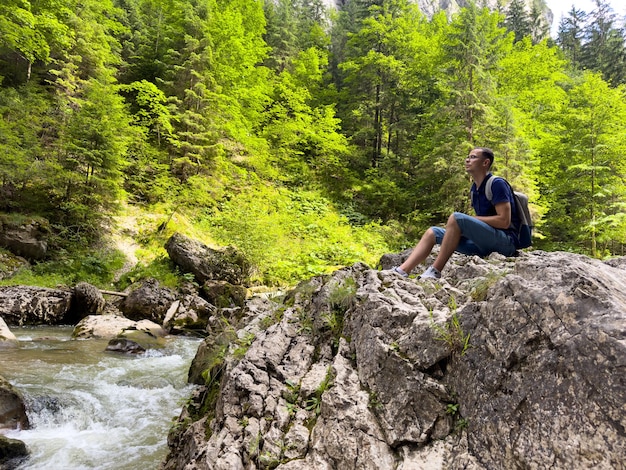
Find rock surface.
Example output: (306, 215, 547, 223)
(69, 282, 106, 323)
(0, 435, 29, 467)
(0, 252, 29, 281)
(0, 376, 29, 431)
(72, 314, 167, 348)
(0, 318, 16, 347)
(105, 338, 146, 354)
(0, 218, 48, 261)
(120, 278, 178, 324)
(165, 232, 250, 285)
(163, 250, 626, 470)
(0, 286, 72, 326)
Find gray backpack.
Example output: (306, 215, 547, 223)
(483, 176, 533, 248)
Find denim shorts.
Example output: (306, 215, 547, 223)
(430, 212, 517, 257)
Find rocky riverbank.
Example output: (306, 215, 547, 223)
(2, 233, 625, 469)
(163, 249, 626, 469)
(0, 232, 251, 468)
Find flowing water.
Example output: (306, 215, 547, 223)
(1, 326, 201, 470)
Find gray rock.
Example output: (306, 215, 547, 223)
(70, 282, 106, 321)
(105, 338, 146, 354)
(0, 252, 29, 281)
(0, 317, 16, 346)
(0, 375, 29, 431)
(120, 278, 177, 324)
(163, 293, 216, 334)
(604, 256, 626, 270)
(0, 286, 72, 326)
(164, 251, 626, 469)
(165, 232, 250, 285)
(446, 251, 626, 469)
(72, 314, 167, 348)
(0, 218, 47, 260)
(0, 435, 29, 467)
(202, 280, 247, 309)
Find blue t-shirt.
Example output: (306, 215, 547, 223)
(470, 174, 521, 246)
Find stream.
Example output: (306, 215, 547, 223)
(1, 326, 201, 470)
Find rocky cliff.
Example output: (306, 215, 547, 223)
(163, 250, 626, 469)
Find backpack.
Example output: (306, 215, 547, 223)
(483, 176, 533, 249)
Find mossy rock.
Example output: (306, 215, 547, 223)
(202, 280, 247, 308)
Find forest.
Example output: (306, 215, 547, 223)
(1, 0, 626, 287)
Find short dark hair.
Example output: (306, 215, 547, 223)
(478, 147, 494, 168)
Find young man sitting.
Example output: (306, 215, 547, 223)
(389, 147, 521, 279)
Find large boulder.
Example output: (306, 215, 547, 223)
(0, 375, 29, 431)
(165, 232, 250, 285)
(72, 314, 167, 348)
(119, 278, 177, 324)
(446, 251, 626, 469)
(0, 217, 48, 260)
(202, 280, 247, 309)
(0, 317, 16, 347)
(0, 286, 72, 326)
(0, 252, 29, 281)
(162, 294, 216, 334)
(119, 278, 216, 333)
(0, 435, 29, 468)
(67, 282, 106, 324)
(164, 251, 626, 469)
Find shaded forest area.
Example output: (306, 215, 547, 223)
(1, 0, 626, 285)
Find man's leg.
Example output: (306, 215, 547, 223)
(453, 212, 516, 257)
(432, 212, 462, 272)
(398, 227, 438, 274)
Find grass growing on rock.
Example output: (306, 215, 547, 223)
(429, 297, 471, 357)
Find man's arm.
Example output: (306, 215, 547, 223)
(475, 201, 511, 229)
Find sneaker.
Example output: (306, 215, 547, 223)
(419, 266, 441, 279)
(381, 266, 408, 278)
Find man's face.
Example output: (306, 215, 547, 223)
(465, 149, 488, 173)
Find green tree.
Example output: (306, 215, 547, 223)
(115, 0, 185, 84)
(0, 0, 73, 84)
(556, 7, 587, 67)
(0, 85, 53, 211)
(158, 0, 270, 174)
(263, 0, 299, 72)
(261, 47, 350, 188)
(406, 3, 511, 218)
(441, 2, 510, 145)
(336, 0, 426, 168)
(55, 78, 131, 233)
(504, 0, 531, 43)
(581, 0, 626, 85)
(496, 36, 568, 186)
(539, 72, 626, 255)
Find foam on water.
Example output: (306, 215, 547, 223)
(1, 327, 200, 470)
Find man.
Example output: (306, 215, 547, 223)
(389, 147, 520, 279)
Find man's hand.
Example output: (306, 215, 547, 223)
(475, 201, 511, 229)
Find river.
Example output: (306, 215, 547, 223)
(1, 326, 201, 470)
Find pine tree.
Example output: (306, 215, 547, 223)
(504, 0, 531, 43)
(556, 7, 587, 67)
(539, 72, 626, 255)
(581, 0, 626, 85)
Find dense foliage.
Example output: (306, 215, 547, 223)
(1, 0, 625, 286)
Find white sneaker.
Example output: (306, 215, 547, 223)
(381, 266, 408, 278)
(419, 266, 441, 279)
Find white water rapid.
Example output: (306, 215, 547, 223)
(1, 326, 201, 470)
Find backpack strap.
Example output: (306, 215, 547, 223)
(471, 174, 495, 206)
(485, 175, 496, 201)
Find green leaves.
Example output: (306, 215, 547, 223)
(538, 71, 626, 255)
